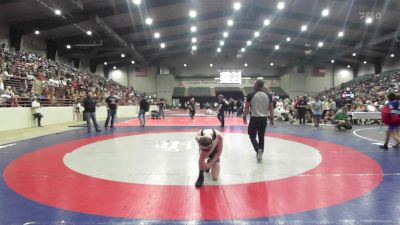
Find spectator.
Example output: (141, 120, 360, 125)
(72, 99, 82, 123)
(158, 99, 165, 119)
(297, 96, 308, 125)
(31, 97, 43, 127)
(189, 97, 196, 119)
(82, 91, 101, 133)
(331, 107, 352, 130)
(217, 94, 226, 127)
(104, 91, 118, 128)
(138, 96, 149, 127)
(311, 96, 322, 127)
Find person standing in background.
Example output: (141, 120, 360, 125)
(189, 98, 196, 119)
(330, 98, 337, 114)
(72, 98, 81, 123)
(311, 96, 322, 127)
(105, 91, 118, 128)
(139, 96, 149, 127)
(83, 91, 101, 133)
(322, 97, 330, 121)
(297, 96, 308, 125)
(31, 97, 43, 127)
(217, 95, 226, 127)
(158, 99, 165, 119)
(228, 98, 235, 118)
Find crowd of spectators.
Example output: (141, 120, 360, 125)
(318, 70, 400, 111)
(272, 69, 400, 126)
(0, 43, 151, 108)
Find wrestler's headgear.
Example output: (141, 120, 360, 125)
(199, 136, 213, 151)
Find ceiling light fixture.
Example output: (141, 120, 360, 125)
(247, 40, 252, 46)
(331, 59, 335, 63)
(131, 61, 135, 64)
(191, 37, 197, 43)
(113, 66, 117, 70)
(210, 63, 213, 67)
(223, 32, 229, 38)
(184, 64, 187, 67)
(352, 52, 356, 57)
(66, 44, 71, 49)
(34, 30, 40, 35)
(145, 17, 153, 25)
(192, 45, 197, 51)
(133, 0, 141, 5)
(217, 48, 221, 53)
(365, 17, 373, 24)
(54, 9, 61, 15)
(233, 2, 241, 11)
(277, 1, 285, 10)
(318, 41, 324, 47)
(244, 63, 248, 67)
(363, 61, 367, 64)
(104, 62, 108, 65)
(227, 19, 234, 26)
(390, 53, 395, 58)
(338, 31, 344, 37)
(322, 8, 330, 17)
(254, 31, 260, 37)
(189, 10, 197, 18)
(301, 25, 308, 32)
(220, 40, 224, 46)
(190, 26, 197, 32)
(86, 30, 92, 36)
(347, 65, 351, 68)
(270, 62, 274, 67)
(241, 48, 246, 52)
(286, 37, 291, 42)
(264, 19, 270, 26)
(274, 45, 280, 50)
(154, 32, 160, 39)
(121, 53, 125, 58)
(160, 42, 166, 48)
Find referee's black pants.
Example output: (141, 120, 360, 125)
(248, 116, 267, 153)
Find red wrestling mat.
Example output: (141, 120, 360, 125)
(114, 116, 244, 126)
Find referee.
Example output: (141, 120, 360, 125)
(243, 80, 274, 162)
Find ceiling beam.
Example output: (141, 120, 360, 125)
(89, 15, 147, 64)
(14, 0, 187, 33)
(294, 29, 400, 66)
(0, 0, 26, 5)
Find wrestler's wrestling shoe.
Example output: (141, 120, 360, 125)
(195, 172, 204, 188)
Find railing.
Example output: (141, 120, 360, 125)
(0, 97, 74, 107)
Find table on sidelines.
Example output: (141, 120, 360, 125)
(348, 112, 381, 120)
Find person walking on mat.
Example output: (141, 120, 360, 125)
(243, 80, 274, 162)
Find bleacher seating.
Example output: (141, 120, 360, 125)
(0, 44, 150, 108)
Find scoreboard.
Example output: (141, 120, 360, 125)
(219, 71, 242, 84)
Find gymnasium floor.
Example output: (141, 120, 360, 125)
(1, 114, 399, 225)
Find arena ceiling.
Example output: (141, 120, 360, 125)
(1, 0, 400, 70)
